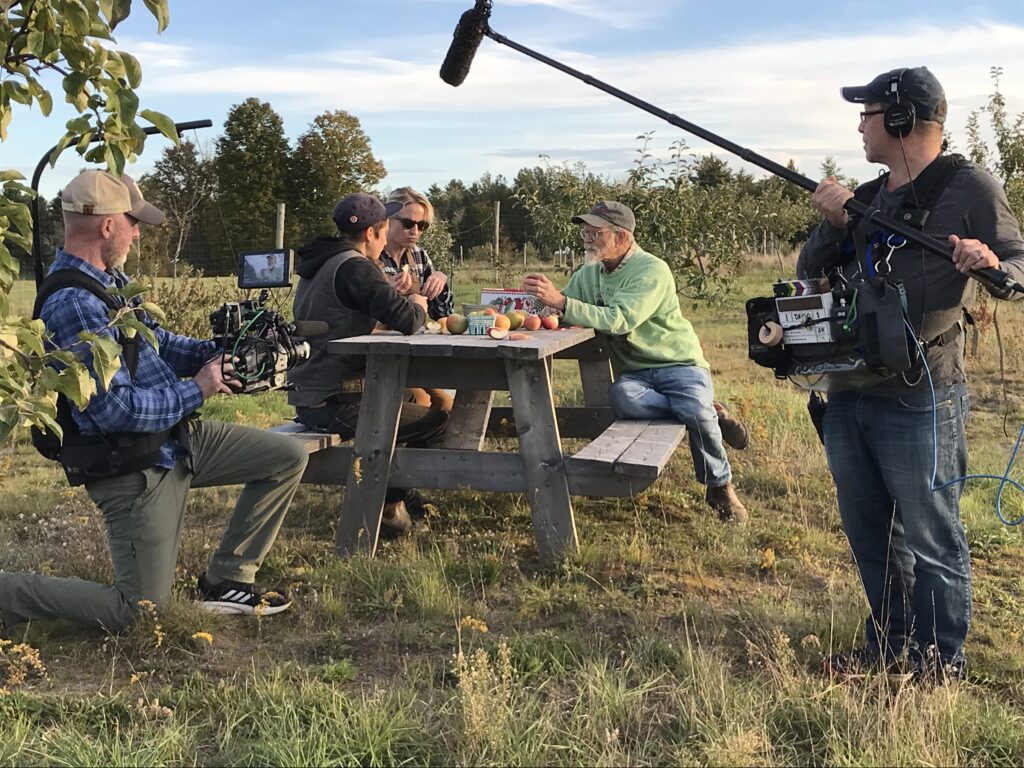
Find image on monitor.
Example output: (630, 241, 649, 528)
(239, 249, 292, 289)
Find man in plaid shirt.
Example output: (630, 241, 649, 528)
(0, 171, 307, 633)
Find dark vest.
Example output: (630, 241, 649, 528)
(287, 250, 377, 407)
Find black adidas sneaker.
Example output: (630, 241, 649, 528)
(195, 573, 292, 616)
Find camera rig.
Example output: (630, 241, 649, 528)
(208, 249, 325, 394)
(209, 291, 313, 394)
(746, 276, 916, 389)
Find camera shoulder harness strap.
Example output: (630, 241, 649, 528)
(31, 269, 178, 486)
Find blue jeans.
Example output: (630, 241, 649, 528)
(609, 365, 731, 486)
(823, 383, 971, 664)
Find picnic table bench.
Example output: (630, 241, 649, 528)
(272, 329, 687, 561)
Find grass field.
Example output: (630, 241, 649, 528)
(2, 260, 1024, 765)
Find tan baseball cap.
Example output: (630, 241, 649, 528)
(122, 173, 165, 226)
(60, 169, 165, 226)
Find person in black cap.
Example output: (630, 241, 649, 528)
(798, 67, 1024, 682)
(288, 192, 448, 536)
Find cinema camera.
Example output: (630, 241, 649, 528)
(746, 275, 916, 390)
(208, 249, 325, 394)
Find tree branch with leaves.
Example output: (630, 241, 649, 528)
(0, 0, 178, 444)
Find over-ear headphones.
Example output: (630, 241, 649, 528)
(883, 68, 916, 138)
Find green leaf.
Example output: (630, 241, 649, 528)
(15, 326, 45, 358)
(111, 84, 139, 125)
(104, 142, 126, 175)
(104, 50, 126, 80)
(120, 51, 142, 88)
(139, 108, 178, 144)
(32, 412, 63, 443)
(119, 282, 149, 301)
(0, 105, 11, 142)
(0, 170, 25, 182)
(109, 0, 132, 29)
(90, 336, 123, 391)
(62, 72, 89, 110)
(66, 115, 92, 134)
(49, 131, 77, 167)
(122, 316, 159, 352)
(142, 0, 170, 33)
(139, 301, 166, 323)
(3, 80, 33, 106)
(61, 0, 91, 36)
(54, 362, 98, 408)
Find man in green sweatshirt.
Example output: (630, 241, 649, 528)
(522, 201, 746, 522)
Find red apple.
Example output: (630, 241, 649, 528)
(540, 315, 559, 330)
(522, 314, 542, 331)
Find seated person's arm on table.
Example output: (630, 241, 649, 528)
(563, 275, 663, 335)
(334, 257, 426, 334)
(43, 292, 206, 434)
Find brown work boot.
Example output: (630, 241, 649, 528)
(705, 482, 749, 523)
(714, 401, 749, 450)
(380, 500, 412, 538)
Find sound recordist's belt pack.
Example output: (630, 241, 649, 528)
(746, 276, 914, 389)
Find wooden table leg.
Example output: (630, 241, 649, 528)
(579, 358, 613, 407)
(335, 354, 408, 558)
(442, 389, 494, 450)
(505, 357, 578, 561)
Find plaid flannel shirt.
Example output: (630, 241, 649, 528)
(40, 250, 217, 468)
(379, 245, 454, 320)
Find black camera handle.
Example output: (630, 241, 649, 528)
(30, 119, 214, 288)
(445, 4, 1022, 294)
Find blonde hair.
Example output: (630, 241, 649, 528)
(387, 186, 434, 225)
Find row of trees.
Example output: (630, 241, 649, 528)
(21, 97, 387, 277)
(23, 63, 1023, 305)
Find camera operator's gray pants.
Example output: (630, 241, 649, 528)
(0, 421, 308, 633)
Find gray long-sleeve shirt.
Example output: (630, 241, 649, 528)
(797, 159, 1024, 394)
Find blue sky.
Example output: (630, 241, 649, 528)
(3, 0, 1024, 199)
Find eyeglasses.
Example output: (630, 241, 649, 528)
(859, 109, 886, 123)
(396, 217, 429, 232)
(579, 225, 615, 238)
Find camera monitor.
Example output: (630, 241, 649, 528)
(238, 248, 293, 289)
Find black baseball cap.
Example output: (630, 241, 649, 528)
(840, 66, 947, 124)
(571, 200, 636, 233)
(332, 193, 403, 234)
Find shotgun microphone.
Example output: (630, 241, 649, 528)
(439, 0, 492, 86)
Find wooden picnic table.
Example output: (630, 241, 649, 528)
(286, 328, 686, 562)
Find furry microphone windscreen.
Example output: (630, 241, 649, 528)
(439, 0, 492, 86)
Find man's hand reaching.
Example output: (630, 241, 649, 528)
(195, 354, 243, 399)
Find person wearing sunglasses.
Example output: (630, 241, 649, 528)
(380, 187, 454, 321)
(381, 187, 456, 413)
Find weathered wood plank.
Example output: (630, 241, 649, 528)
(301, 445, 659, 496)
(572, 420, 649, 467)
(486, 406, 616, 439)
(328, 328, 594, 362)
(505, 357, 578, 560)
(614, 421, 688, 478)
(268, 422, 344, 452)
(404, 358, 509, 390)
(334, 354, 408, 558)
(578, 358, 613, 407)
(443, 389, 495, 450)
(554, 335, 611, 361)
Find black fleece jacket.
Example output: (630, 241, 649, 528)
(295, 236, 424, 334)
